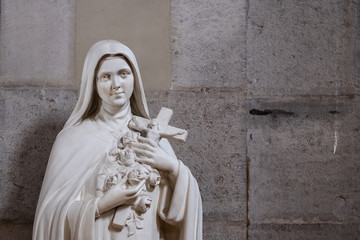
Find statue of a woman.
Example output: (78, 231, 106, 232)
(33, 40, 202, 240)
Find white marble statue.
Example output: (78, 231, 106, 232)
(33, 40, 202, 240)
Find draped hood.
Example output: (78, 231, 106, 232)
(64, 40, 150, 129)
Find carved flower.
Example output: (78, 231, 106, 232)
(118, 131, 139, 149)
(104, 173, 120, 191)
(125, 212, 144, 237)
(107, 148, 120, 163)
(127, 165, 149, 186)
(117, 148, 136, 166)
(133, 196, 152, 214)
(148, 172, 161, 187)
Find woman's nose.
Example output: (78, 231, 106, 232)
(111, 75, 122, 88)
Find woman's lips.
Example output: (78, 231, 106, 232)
(111, 90, 124, 95)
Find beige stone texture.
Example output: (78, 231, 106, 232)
(171, 0, 247, 90)
(0, 0, 75, 87)
(248, 223, 360, 240)
(247, 0, 358, 96)
(76, 0, 171, 91)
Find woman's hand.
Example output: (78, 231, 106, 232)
(131, 136, 179, 175)
(97, 180, 145, 215)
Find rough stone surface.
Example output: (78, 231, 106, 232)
(247, 0, 358, 96)
(0, 88, 78, 222)
(357, 1, 360, 87)
(247, 96, 360, 223)
(249, 224, 360, 240)
(0, 223, 33, 240)
(0, 0, 75, 87)
(147, 91, 247, 222)
(171, 0, 247, 90)
(204, 221, 246, 240)
(76, 0, 171, 91)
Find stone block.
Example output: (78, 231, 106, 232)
(0, 0, 75, 87)
(247, 0, 358, 96)
(0, 88, 78, 222)
(356, 1, 360, 87)
(147, 91, 247, 221)
(204, 221, 246, 240)
(248, 223, 360, 240)
(247, 96, 360, 223)
(0, 223, 33, 240)
(171, 0, 247, 90)
(76, 0, 171, 91)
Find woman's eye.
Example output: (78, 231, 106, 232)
(120, 71, 130, 78)
(101, 74, 111, 80)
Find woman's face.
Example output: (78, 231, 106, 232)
(96, 57, 134, 108)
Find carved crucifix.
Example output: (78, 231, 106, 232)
(128, 107, 188, 142)
(112, 107, 188, 230)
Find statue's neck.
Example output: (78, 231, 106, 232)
(95, 101, 132, 132)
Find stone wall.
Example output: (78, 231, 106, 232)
(0, 0, 359, 239)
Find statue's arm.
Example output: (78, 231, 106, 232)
(96, 181, 145, 216)
(157, 160, 203, 239)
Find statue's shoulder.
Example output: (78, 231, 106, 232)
(56, 119, 94, 140)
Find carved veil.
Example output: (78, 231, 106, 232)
(64, 40, 150, 129)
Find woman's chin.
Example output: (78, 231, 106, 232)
(104, 96, 129, 106)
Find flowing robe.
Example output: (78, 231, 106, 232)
(33, 119, 202, 240)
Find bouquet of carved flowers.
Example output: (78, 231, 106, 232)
(97, 131, 161, 236)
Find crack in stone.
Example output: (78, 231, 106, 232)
(249, 109, 294, 116)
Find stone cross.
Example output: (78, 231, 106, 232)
(128, 107, 188, 142)
(113, 107, 187, 230)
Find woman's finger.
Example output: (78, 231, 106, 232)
(126, 181, 145, 196)
(127, 190, 142, 200)
(135, 157, 153, 166)
(124, 198, 136, 204)
(133, 188, 144, 198)
(137, 136, 157, 148)
(131, 142, 154, 152)
(132, 147, 153, 158)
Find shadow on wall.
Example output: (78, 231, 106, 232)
(4, 110, 70, 224)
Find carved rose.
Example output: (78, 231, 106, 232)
(107, 148, 120, 163)
(127, 165, 149, 186)
(104, 173, 120, 191)
(117, 148, 136, 166)
(148, 172, 160, 187)
(118, 131, 139, 149)
(133, 196, 152, 213)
